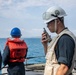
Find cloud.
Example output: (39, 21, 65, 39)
(27, 28, 43, 34)
(53, 0, 76, 9)
(0, 0, 49, 10)
(0, 0, 76, 19)
(24, 28, 43, 37)
(0, 0, 76, 10)
(0, 0, 2, 4)
(12, 0, 76, 9)
(0, 0, 47, 19)
(0, 0, 76, 38)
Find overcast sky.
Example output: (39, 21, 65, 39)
(0, 0, 76, 38)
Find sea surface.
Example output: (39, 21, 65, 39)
(0, 38, 46, 65)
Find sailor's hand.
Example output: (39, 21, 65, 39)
(41, 33, 48, 45)
(41, 33, 48, 54)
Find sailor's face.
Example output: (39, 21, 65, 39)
(47, 20, 55, 32)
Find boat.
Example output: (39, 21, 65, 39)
(2, 63, 45, 75)
(1, 56, 45, 75)
(1, 56, 76, 75)
(2, 64, 76, 75)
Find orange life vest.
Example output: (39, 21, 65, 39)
(6, 38, 28, 62)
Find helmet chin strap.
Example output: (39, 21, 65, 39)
(54, 19, 57, 32)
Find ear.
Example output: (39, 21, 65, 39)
(57, 19, 60, 25)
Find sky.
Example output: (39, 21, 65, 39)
(0, 0, 76, 38)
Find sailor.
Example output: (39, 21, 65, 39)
(2, 27, 28, 75)
(41, 6, 76, 75)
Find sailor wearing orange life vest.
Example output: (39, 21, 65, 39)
(2, 27, 28, 75)
(41, 6, 76, 75)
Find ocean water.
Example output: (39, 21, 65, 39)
(0, 38, 46, 65)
